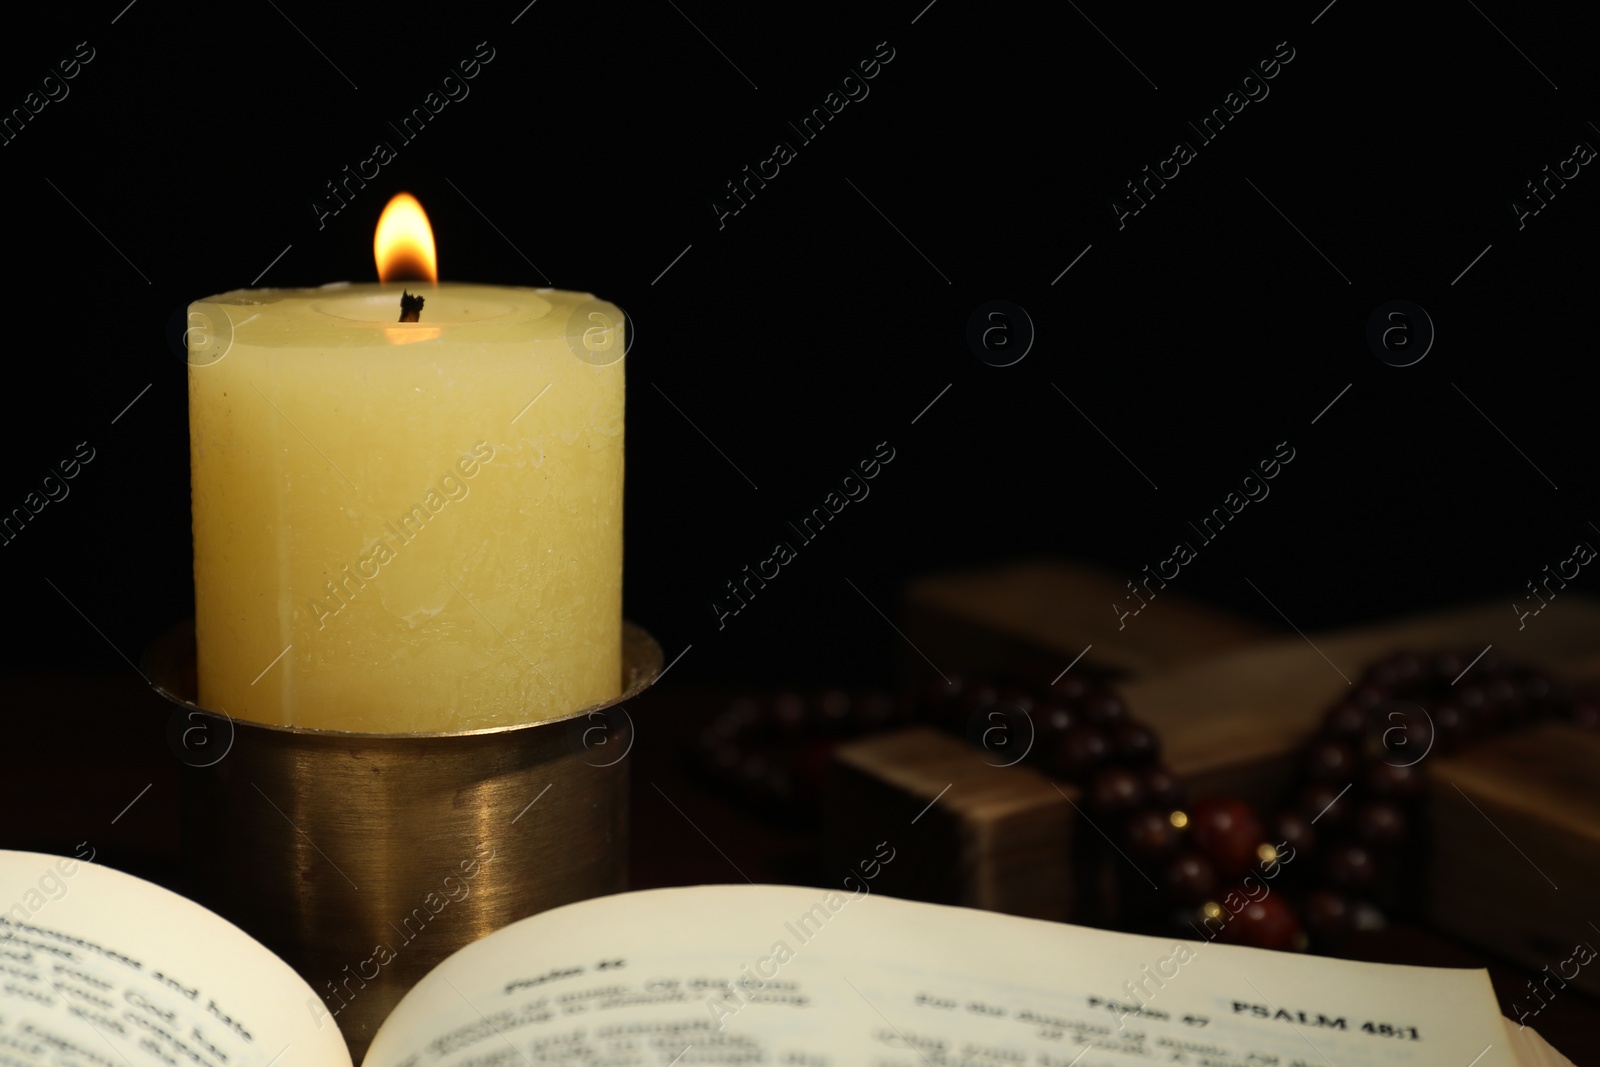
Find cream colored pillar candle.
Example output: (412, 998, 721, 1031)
(186, 282, 624, 731)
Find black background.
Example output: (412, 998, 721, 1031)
(1, 0, 1596, 690)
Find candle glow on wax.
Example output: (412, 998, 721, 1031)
(187, 195, 624, 732)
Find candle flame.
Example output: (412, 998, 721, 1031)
(375, 193, 438, 284)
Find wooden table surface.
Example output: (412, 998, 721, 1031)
(6, 672, 1595, 1065)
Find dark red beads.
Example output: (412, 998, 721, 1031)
(1432, 702, 1476, 751)
(1053, 672, 1093, 702)
(1035, 703, 1076, 736)
(1355, 801, 1408, 849)
(1052, 727, 1111, 780)
(1212, 891, 1303, 951)
(1190, 797, 1266, 879)
(1088, 767, 1146, 816)
(1112, 720, 1161, 763)
(1365, 760, 1424, 801)
(888, 644, 1583, 960)
(1322, 702, 1367, 742)
(1163, 852, 1218, 905)
(1297, 782, 1350, 831)
(1303, 739, 1359, 781)
(1301, 890, 1351, 942)
(1083, 690, 1130, 726)
(1324, 843, 1378, 892)
(1351, 684, 1387, 710)
(1269, 809, 1317, 862)
(1124, 809, 1182, 862)
(1143, 764, 1186, 808)
(1433, 650, 1467, 682)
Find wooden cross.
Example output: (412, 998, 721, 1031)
(824, 560, 1600, 995)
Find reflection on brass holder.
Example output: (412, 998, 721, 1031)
(145, 622, 661, 1063)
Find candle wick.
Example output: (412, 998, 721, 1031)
(399, 290, 425, 323)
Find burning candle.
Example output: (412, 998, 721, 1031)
(187, 194, 624, 731)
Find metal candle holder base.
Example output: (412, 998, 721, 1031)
(145, 621, 661, 1063)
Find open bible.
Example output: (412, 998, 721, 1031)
(0, 849, 1574, 1067)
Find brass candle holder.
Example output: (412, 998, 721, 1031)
(145, 621, 661, 1062)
